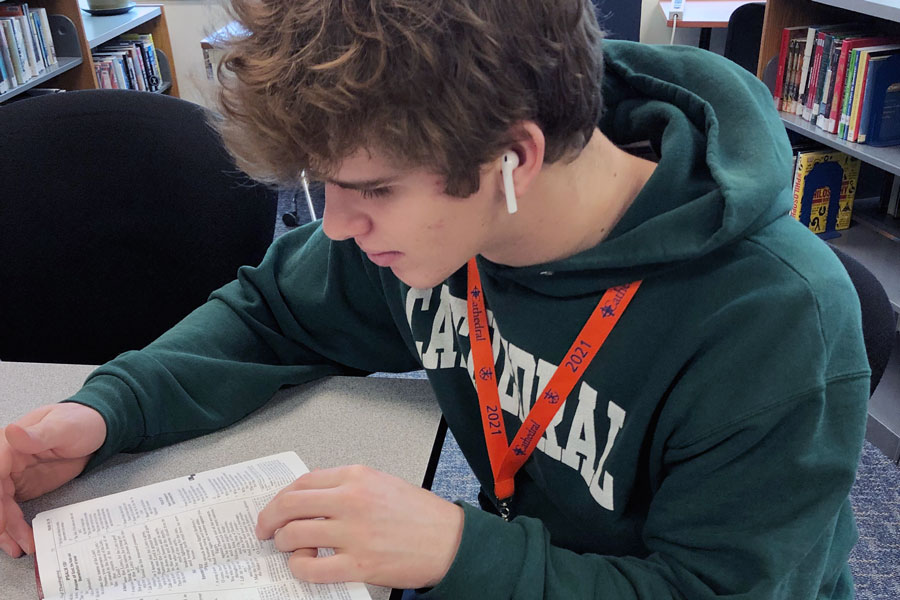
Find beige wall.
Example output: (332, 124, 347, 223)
(160, 0, 230, 108)
(639, 0, 726, 54)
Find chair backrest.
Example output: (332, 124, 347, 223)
(592, 0, 641, 42)
(828, 245, 896, 395)
(0, 89, 277, 364)
(724, 2, 766, 74)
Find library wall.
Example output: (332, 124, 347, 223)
(159, 0, 228, 109)
(638, 0, 726, 54)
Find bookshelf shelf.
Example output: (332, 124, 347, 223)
(79, 4, 161, 48)
(0, 56, 82, 102)
(829, 219, 900, 314)
(780, 113, 900, 178)
(813, 0, 900, 24)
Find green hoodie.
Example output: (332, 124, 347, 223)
(68, 41, 869, 599)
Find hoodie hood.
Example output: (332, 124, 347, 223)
(481, 40, 794, 296)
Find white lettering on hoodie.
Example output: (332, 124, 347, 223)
(406, 285, 625, 511)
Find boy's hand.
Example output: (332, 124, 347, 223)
(256, 465, 464, 590)
(0, 403, 107, 557)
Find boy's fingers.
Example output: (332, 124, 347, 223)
(273, 518, 341, 553)
(288, 551, 357, 585)
(0, 531, 23, 558)
(2, 495, 34, 555)
(256, 489, 339, 539)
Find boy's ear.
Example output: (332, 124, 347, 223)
(503, 121, 546, 200)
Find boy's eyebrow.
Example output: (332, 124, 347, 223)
(322, 176, 399, 190)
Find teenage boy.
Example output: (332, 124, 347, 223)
(0, 1, 869, 598)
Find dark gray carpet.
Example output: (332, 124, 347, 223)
(276, 190, 900, 599)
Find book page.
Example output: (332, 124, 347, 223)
(33, 452, 370, 600)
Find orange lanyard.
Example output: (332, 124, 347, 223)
(466, 257, 641, 518)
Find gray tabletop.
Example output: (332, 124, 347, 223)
(0, 362, 442, 600)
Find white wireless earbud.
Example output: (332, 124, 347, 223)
(501, 151, 520, 214)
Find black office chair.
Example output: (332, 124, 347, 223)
(592, 0, 641, 42)
(828, 245, 896, 395)
(724, 2, 766, 73)
(0, 90, 278, 364)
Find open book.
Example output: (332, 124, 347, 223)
(33, 452, 371, 600)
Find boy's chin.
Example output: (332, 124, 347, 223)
(392, 265, 455, 290)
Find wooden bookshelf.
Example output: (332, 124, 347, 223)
(0, 0, 178, 102)
(759, 0, 900, 463)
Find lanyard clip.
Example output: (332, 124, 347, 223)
(498, 497, 511, 521)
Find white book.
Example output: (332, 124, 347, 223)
(1, 17, 33, 80)
(0, 19, 26, 85)
(36, 8, 55, 66)
(33, 452, 372, 600)
(17, 12, 44, 75)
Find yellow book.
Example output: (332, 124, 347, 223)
(848, 50, 870, 142)
(791, 149, 861, 233)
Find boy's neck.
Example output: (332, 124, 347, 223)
(482, 130, 657, 267)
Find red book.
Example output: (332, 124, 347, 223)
(775, 26, 808, 111)
(827, 36, 898, 133)
(804, 32, 827, 119)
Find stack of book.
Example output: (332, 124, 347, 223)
(789, 142, 862, 234)
(92, 33, 163, 92)
(0, 3, 58, 95)
(774, 24, 900, 147)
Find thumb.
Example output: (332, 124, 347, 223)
(4, 423, 54, 455)
(6, 404, 105, 459)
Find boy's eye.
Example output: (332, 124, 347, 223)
(359, 187, 392, 199)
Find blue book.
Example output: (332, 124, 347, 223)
(865, 53, 900, 146)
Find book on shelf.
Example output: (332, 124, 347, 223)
(790, 147, 861, 234)
(0, 2, 56, 97)
(93, 33, 162, 92)
(775, 21, 900, 147)
(33, 452, 372, 600)
(862, 53, 900, 147)
(848, 45, 900, 142)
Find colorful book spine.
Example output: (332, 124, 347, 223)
(828, 36, 897, 134)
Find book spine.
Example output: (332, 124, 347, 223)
(805, 33, 827, 120)
(837, 155, 860, 230)
(775, 27, 793, 110)
(0, 20, 14, 92)
(828, 41, 853, 133)
(791, 152, 809, 220)
(838, 50, 859, 139)
(784, 39, 798, 112)
(19, 8, 44, 75)
(0, 20, 26, 85)
(30, 10, 47, 69)
(858, 58, 884, 144)
(796, 27, 817, 116)
(818, 39, 842, 129)
(36, 8, 55, 65)
(851, 54, 873, 142)
(6, 18, 33, 80)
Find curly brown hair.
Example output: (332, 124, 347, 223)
(217, 0, 604, 196)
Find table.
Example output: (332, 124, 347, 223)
(0, 362, 444, 600)
(658, 0, 764, 50)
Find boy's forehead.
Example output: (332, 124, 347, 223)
(312, 148, 437, 186)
